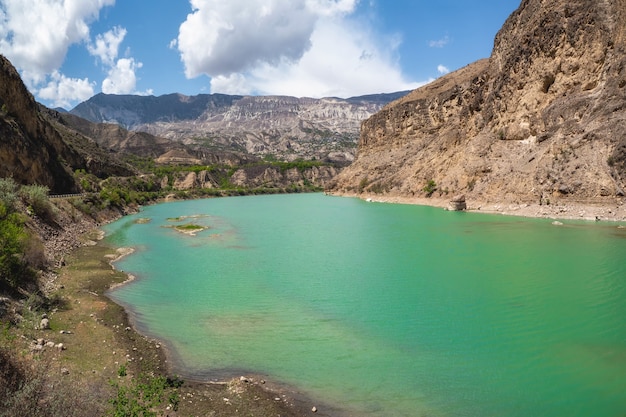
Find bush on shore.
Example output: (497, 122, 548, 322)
(0, 178, 48, 294)
(19, 184, 56, 222)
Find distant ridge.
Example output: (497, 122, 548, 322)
(70, 91, 411, 162)
(71, 92, 242, 128)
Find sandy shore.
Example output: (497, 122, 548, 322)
(328, 191, 626, 223)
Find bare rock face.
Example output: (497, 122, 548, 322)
(0, 56, 136, 189)
(448, 195, 467, 211)
(229, 165, 339, 189)
(330, 0, 626, 205)
(0, 56, 80, 193)
(172, 170, 217, 190)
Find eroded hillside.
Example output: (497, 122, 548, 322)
(329, 0, 626, 206)
(70, 92, 409, 163)
(0, 56, 80, 194)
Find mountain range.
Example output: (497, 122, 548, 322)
(2, 0, 624, 207)
(70, 91, 409, 163)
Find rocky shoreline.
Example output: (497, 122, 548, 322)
(33, 198, 333, 416)
(330, 192, 626, 223)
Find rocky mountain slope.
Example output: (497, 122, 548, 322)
(56, 111, 267, 168)
(53, 110, 338, 190)
(329, 0, 626, 206)
(0, 58, 88, 193)
(0, 55, 136, 194)
(70, 91, 409, 163)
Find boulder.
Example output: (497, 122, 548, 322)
(448, 195, 467, 211)
(40, 317, 50, 330)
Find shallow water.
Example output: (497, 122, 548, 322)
(105, 194, 626, 417)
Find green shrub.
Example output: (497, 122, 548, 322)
(107, 374, 179, 417)
(0, 207, 29, 291)
(100, 188, 122, 207)
(423, 180, 437, 197)
(19, 185, 55, 222)
(0, 178, 18, 212)
(358, 176, 369, 193)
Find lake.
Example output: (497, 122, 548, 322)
(104, 193, 626, 417)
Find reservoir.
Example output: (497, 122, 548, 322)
(104, 193, 626, 417)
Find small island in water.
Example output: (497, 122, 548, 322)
(162, 214, 210, 236)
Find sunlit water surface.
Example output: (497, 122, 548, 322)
(104, 194, 626, 417)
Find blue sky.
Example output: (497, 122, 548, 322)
(0, 0, 520, 109)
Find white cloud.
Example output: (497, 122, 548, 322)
(0, 0, 115, 83)
(304, 0, 356, 16)
(216, 19, 422, 97)
(179, 0, 420, 98)
(210, 73, 253, 95)
(37, 71, 95, 108)
(87, 26, 148, 96)
(102, 58, 142, 94)
(0, 0, 118, 107)
(429, 35, 450, 48)
(437, 65, 450, 75)
(87, 26, 127, 66)
(178, 0, 329, 78)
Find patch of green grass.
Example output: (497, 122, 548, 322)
(176, 224, 203, 230)
(107, 374, 180, 417)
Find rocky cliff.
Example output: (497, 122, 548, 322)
(70, 92, 409, 163)
(0, 55, 136, 193)
(0, 56, 81, 193)
(330, 0, 626, 206)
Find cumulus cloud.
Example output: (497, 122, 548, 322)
(87, 26, 127, 66)
(429, 35, 450, 48)
(304, 0, 356, 16)
(86, 26, 146, 95)
(210, 73, 253, 95)
(0, 0, 115, 107)
(178, 0, 331, 78)
(0, 0, 115, 83)
(37, 71, 95, 108)
(214, 19, 422, 97)
(102, 58, 142, 94)
(437, 65, 450, 75)
(178, 0, 420, 97)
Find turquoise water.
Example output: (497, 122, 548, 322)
(104, 194, 626, 417)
